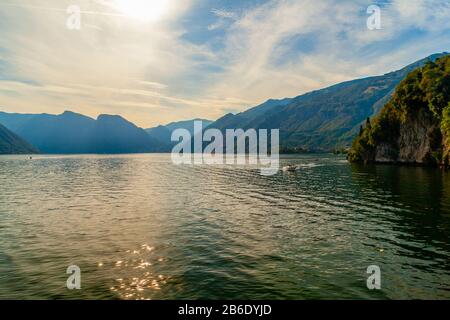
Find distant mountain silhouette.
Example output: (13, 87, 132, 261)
(0, 123, 39, 154)
(90, 114, 162, 153)
(0, 111, 162, 154)
(1, 53, 447, 154)
(209, 53, 449, 151)
(164, 119, 213, 135)
(146, 118, 213, 150)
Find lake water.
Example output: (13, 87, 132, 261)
(0, 154, 449, 300)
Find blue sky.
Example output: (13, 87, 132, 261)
(0, 0, 449, 127)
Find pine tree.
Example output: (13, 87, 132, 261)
(366, 117, 371, 129)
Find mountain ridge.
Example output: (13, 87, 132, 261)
(208, 52, 449, 151)
(145, 118, 213, 150)
(0, 123, 39, 154)
(0, 111, 162, 154)
(1, 52, 448, 154)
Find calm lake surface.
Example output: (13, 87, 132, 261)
(0, 154, 449, 300)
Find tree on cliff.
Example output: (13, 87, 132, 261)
(348, 55, 450, 165)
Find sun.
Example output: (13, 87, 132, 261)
(116, 0, 170, 22)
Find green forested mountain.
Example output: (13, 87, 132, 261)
(209, 53, 448, 151)
(1, 54, 448, 154)
(0, 123, 38, 154)
(348, 55, 450, 166)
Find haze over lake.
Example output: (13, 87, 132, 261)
(0, 154, 449, 300)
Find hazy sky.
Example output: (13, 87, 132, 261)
(0, 0, 449, 128)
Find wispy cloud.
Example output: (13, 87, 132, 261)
(0, 0, 449, 127)
(208, 8, 237, 31)
(211, 8, 236, 19)
(200, 0, 450, 107)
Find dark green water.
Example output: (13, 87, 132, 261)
(0, 154, 449, 300)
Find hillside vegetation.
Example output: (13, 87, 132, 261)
(348, 56, 450, 166)
(209, 53, 447, 151)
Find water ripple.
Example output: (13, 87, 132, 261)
(0, 154, 449, 299)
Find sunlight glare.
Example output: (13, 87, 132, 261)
(116, 0, 171, 22)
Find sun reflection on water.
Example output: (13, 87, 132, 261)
(109, 244, 169, 300)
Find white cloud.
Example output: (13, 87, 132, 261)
(0, 0, 211, 126)
(0, 0, 449, 127)
(208, 8, 237, 31)
(200, 0, 450, 108)
(211, 8, 236, 19)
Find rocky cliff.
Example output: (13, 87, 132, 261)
(348, 55, 450, 166)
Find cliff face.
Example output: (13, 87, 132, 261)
(374, 111, 439, 163)
(348, 55, 450, 166)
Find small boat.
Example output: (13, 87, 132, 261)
(283, 165, 298, 172)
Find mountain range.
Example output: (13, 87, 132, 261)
(0, 111, 163, 154)
(0, 123, 38, 154)
(0, 52, 448, 154)
(208, 53, 449, 151)
(145, 119, 213, 151)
